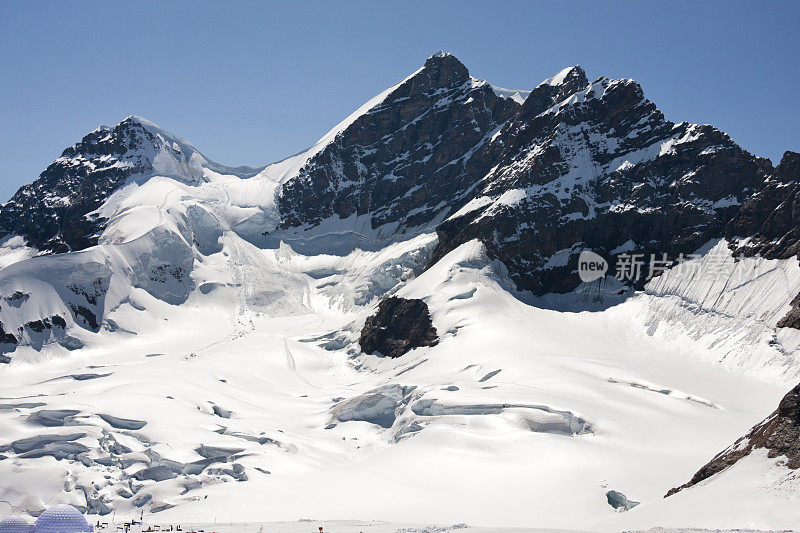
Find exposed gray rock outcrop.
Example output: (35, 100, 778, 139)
(359, 297, 438, 358)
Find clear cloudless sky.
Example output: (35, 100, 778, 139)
(2, 1, 799, 201)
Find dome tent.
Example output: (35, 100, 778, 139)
(34, 506, 92, 533)
(0, 516, 34, 533)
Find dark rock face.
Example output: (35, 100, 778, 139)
(666, 381, 800, 497)
(5, 291, 30, 307)
(429, 74, 771, 295)
(725, 151, 800, 329)
(0, 116, 262, 255)
(727, 151, 800, 260)
(3, 52, 800, 330)
(279, 53, 520, 231)
(359, 296, 438, 357)
(0, 118, 161, 253)
(22, 316, 65, 335)
(0, 322, 18, 346)
(274, 54, 788, 299)
(778, 292, 800, 330)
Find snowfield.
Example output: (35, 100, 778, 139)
(1, 182, 799, 530)
(2, 56, 800, 532)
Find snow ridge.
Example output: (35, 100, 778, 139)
(0, 53, 797, 529)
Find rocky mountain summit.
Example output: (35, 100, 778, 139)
(0, 116, 261, 254)
(278, 53, 520, 231)
(427, 65, 785, 295)
(4, 53, 797, 304)
(1, 51, 799, 358)
(1, 52, 800, 526)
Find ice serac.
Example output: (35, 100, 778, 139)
(0, 222, 195, 356)
(276, 52, 520, 237)
(0, 116, 262, 255)
(5, 52, 800, 527)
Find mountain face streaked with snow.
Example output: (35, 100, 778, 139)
(1, 53, 800, 530)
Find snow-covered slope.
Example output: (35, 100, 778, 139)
(1, 52, 799, 530)
(0, 234, 797, 529)
(0, 115, 263, 258)
(635, 240, 800, 379)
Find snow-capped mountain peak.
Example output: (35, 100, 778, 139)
(538, 64, 587, 88)
(0, 115, 264, 256)
(1, 52, 800, 529)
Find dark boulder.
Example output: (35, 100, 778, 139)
(359, 297, 438, 358)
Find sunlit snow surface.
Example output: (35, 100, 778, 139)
(1, 135, 800, 530)
(1, 204, 799, 530)
(2, 56, 799, 530)
(50, 523, 798, 533)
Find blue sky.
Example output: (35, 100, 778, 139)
(1, 1, 798, 201)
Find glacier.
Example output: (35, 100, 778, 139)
(0, 53, 799, 531)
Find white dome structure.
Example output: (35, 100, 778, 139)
(33, 506, 92, 533)
(0, 516, 33, 533)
